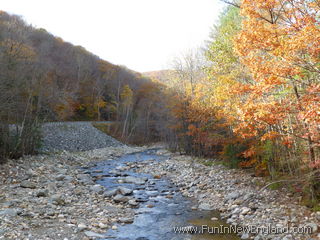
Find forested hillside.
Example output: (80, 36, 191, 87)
(0, 11, 171, 159)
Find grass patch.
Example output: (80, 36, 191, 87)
(268, 182, 282, 190)
(92, 122, 113, 135)
(92, 122, 123, 143)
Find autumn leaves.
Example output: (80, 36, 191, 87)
(169, 0, 319, 177)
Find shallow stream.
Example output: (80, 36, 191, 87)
(87, 149, 239, 240)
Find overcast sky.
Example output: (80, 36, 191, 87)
(1, 0, 224, 72)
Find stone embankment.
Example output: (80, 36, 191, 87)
(41, 122, 121, 152)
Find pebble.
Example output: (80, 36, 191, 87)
(20, 180, 37, 189)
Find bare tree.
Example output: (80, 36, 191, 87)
(171, 48, 206, 96)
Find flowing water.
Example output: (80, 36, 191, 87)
(87, 149, 239, 240)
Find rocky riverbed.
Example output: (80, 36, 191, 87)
(1, 119, 319, 240)
(0, 145, 147, 240)
(85, 149, 241, 240)
(136, 152, 320, 240)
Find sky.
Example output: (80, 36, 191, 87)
(1, 0, 225, 72)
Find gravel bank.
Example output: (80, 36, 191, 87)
(0, 145, 147, 240)
(41, 122, 123, 152)
(137, 151, 320, 240)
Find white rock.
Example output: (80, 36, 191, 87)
(241, 207, 251, 215)
(98, 223, 108, 229)
(77, 223, 87, 231)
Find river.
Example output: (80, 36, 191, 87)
(87, 149, 239, 240)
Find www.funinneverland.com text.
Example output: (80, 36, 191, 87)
(173, 224, 313, 235)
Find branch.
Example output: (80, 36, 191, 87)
(258, 179, 304, 193)
(220, 0, 241, 8)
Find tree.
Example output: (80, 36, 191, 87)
(234, 0, 320, 165)
(119, 85, 133, 139)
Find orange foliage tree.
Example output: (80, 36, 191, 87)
(234, 0, 320, 168)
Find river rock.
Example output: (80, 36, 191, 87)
(77, 223, 87, 231)
(84, 231, 105, 238)
(90, 184, 104, 194)
(145, 191, 158, 197)
(98, 223, 108, 229)
(20, 180, 36, 189)
(109, 170, 121, 176)
(253, 235, 263, 240)
(113, 194, 129, 203)
(77, 174, 94, 184)
(128, 199, 139, 207)
(118, 217, 134, 223)
(226, 191, 240, 200)
(118, 186, 133, 195)
(104, 189, 118, 197)
(36, 189, 49, 197)
(0, 208, 22, 217)
(50, 194, 65, 205)
(241, 233, 250, 239)
(306, 222, 318, 233)
(55, 174, 66, 181)
(26, 168, 37, 177)
(135, 195, 149, 202)
(198, 203, 214, 211)
(124, 176, 146, 185)
(240, 207, 251, 215)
